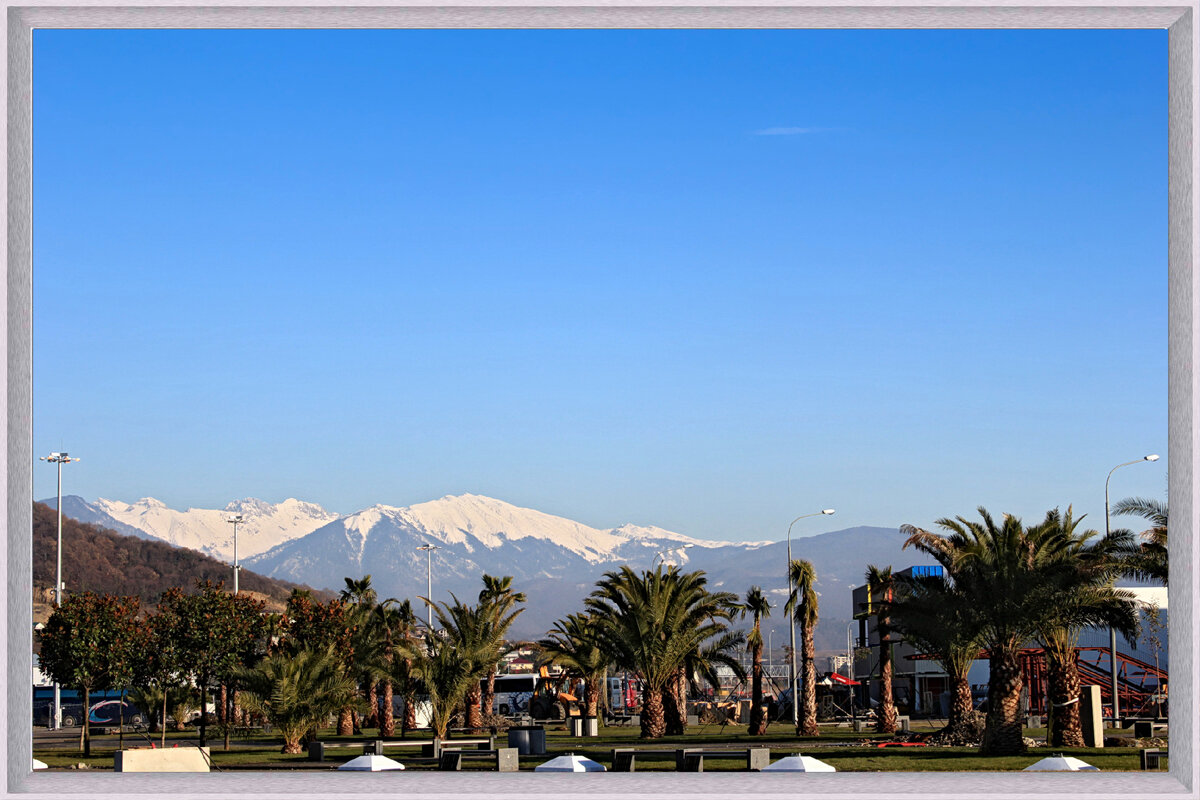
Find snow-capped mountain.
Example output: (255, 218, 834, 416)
(244, 493, 767, 591)
(40, 495, 338, 562)
(43, 492, 919, 648)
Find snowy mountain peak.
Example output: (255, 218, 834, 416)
(88, 495, 339, 562)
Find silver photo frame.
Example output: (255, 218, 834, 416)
(5, 4, 1196, 798)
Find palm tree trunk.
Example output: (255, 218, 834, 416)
(876, 638, 897, 734)
(1046, 647, 1084, 747)
(585, 678, 601, 718)
(949, 671, 973, 731)
(465, 684, 484, 731)
(801, 623, 820, 736)
(662, 670, 687, 735)
(482, 667, 497, 720)
(750, 640, 767, 736)
(640, 685, 666, 739)
(403, 687, 417, 734)
(981, 648, 1026, 755)
(366, 680, 379, 729)
(337, 707, 354, 736)
(380, 681, 395, 736)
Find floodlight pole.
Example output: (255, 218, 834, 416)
(1104, 454, 1159, 726)
(227, 514, 244, 594)
(786, 508, 835, 729)
(40, 452, 78, 730)
(417, 544, 441, 629)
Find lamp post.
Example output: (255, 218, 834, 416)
(40, 451, 79, 730)
(1104, 453, 1159, 725)
(846, 621, 856, 723)
(417, 543, 441, 629)
(226, 514, 244, 594)
(654, 543, 693, 567)
(786, 508, 835, 729)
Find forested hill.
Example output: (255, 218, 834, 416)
(32, 501, 330, 620)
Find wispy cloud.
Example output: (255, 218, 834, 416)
(753, 126, 839, 136)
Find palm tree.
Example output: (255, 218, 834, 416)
(537, 612, 611, 718)
(887, 564, 982, 735)
(1112, 496, 1168, 585)
(339, 575, 380, 734)
(372, 598, 419, 736)
(788, 560, 821, 736)
(739, 587, 771, 735)
(864, 565, 898, 734)
(478, 575, 527, 721)
(585, 565, 743, 739)
(234, 646, 361, 754)
(903, 508, 1053, 755)
(400, 595, 517, 739)
(1031, 507, 1141, 747)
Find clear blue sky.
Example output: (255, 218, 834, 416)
(32, 29, 1167, 542)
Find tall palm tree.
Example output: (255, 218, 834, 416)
(585, 565, 742, 739)
(372, 598, 419, 736)
(1031, 507, 1141, 747)
(904, 508, 1053, 755)
(887, 563, 983, 734)
(864, 565, 897, 734)
(739, 587, 771, 735)
(788, 560, 821, 736)
(1112, 496, 1169, 585)
(339, 575, 380, 734)
(234, 646, 361, 754)
(417, 592, 522, 733)
(478, 574, 527, 720)
(537, 612, 611, 718)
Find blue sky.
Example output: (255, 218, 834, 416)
(32, 29, 1167, 541)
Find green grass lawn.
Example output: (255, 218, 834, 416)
(32, 721, 1167, 773)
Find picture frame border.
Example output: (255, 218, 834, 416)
(5, 4, 1195, 798)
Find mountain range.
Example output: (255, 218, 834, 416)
(44, 493, 923, 650)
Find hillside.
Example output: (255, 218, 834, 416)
(32, 502, 330, 622)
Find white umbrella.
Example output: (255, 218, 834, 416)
(337, 754, 406, 771)
(535, 753, 606, 772)
(1023, 755, 1099, 772)
(762, 754, 837, 772)
(32, 759, 47, 770)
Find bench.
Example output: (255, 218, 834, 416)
(1141, 748, 1168, 770)
(307, 737, 493, 762)
(438, 747, 519, 772)
(676, 747, 770, 772)
(610, 747, 769, 772)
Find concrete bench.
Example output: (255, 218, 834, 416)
(1141, 748, 1168, 770)
(438, 747, 519, 772)
(611, 748, 676, 772)
(677, 747, 770, 772)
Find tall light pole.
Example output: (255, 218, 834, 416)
(1104, 453, 1159, 725)
(846, 620, 856, 723)
(226, 514, 244, 594)
(417, 543, 441, 629)
(786, 508, 835, 728)
(40, 451, 79, 730)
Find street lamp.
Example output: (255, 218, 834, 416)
(654, 543, 693, 567)
(846, 621, 856, 723)
(40, 451, 79, 730)
(417, 543, 441, 629)
(1104, 453, 1159, 725)
(226, 514, 244, 594)
(786, 508, 835, 729)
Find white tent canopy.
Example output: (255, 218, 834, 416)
(535, 753, 606, 772)
(337, 754, 405, 772)
(1024, 755, 1100, 772)
(762, 754, 837, 772)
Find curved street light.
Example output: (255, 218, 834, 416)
(417, 543, 441, 629)
(786, 508, 835, 729)
(1104, 454, 1159, 724)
